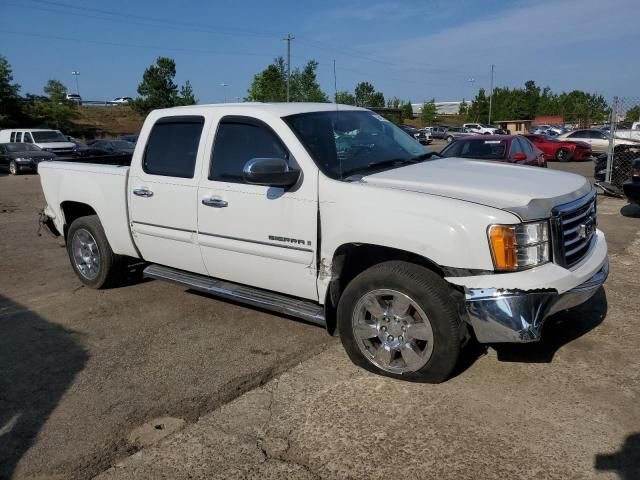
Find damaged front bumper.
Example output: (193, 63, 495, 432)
(464, 259, 608, 343)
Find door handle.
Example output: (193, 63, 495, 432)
(133, 188, 154, 198)
(202, 197, 228, 208)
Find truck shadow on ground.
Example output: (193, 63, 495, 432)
(620, 203, 640, 218)
(0, 295, 87, 479)
(492, 287, 608, 363)
(595, 433, 640, 480)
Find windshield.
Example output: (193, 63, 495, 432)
(31, 131, 67, 143)
(5, 143, 42, 152)
(440, 138, 508, 160)
(284, 111, 427, 180)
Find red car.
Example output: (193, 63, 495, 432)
(523, 134, 592, 162)
(439, 135, 546, 167)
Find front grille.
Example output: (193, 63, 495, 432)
(551, 189, 597, 268)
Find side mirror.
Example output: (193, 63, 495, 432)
(513, 153, 527, 161)
(243, 158, 300, 187)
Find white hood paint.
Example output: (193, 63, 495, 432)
(362, 158, 592, 220)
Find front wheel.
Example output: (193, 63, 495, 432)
(66, 215, 123, 288)
(337, 261, 462, 383)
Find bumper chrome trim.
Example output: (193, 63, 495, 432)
(464, 259, 608, 343)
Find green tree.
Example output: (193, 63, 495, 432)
(245, 57, 287, 102)
(624, 105, 640, 122)
(28, 79, 78, 130)
(247, 58, 328, 103)
(290, 60, 328, 102)
(335, 90, 355, 105)
(177, 80, 197, 106)
(354, 81, 385, 108)
(467, 88, 490, 122)
(458, 99, 469, 117)
(132, 57, 195, 115)
(401, 100, 414, 119)
(420, 98, 437, 124)
(0, 55, 25, 126)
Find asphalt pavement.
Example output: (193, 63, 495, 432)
(1, 157, 638, 479)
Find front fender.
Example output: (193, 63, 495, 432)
(317, 177, 519, 300)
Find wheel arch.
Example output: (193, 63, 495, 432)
(322, 243, 445, 335)
(60, 201, 98, 238)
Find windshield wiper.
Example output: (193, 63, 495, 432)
(341, 158, 419, 178)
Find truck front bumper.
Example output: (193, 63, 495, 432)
(448, 229, 609, 343)
(464, 259, 608, 343)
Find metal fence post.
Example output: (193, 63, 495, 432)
(605, 96, 617, 184)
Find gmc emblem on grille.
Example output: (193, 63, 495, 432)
(578, 220, 595, 239)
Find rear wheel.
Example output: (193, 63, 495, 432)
(338, 261, 462, 383)
(556, 147, 572, 162)
(9, 160, 19, 175)
(66, 215, 123, 288)
(446, 135, 454, 143)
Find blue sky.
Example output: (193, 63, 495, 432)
(1, 0, 638, 104)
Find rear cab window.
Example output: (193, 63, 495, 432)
(143, 116, 205, 178)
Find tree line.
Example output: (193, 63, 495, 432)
(2, 53, 626, 132)
(461, 80, 610, 125)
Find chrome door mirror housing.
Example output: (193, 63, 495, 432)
(243, 158, 301, 187)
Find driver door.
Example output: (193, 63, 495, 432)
(197, 115, 318, 300)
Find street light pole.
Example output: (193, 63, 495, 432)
(488, 64, 494, 124)
(71, 70, 80, 96)
(220, 82, 228, 103)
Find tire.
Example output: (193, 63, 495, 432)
(555, 147, 572, 162)
(9, 160, 19, 175)
(483, 132, 490, 135)
(446, 135, 454, 143)
(66, 215, 123, 288)
(337, 261, 462, 383)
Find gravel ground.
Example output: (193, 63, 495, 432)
(1, 157, 638, 479)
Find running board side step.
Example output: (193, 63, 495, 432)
(143, 264, 326, 327)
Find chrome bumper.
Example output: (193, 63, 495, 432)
(464, 259, 609, 343)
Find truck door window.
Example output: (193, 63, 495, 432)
(143, 116, 204, 178)
(210, 118, 288, 183)
(24, 132, 34, 143)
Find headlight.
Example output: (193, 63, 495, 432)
(15, 157, 31, 163)
(488, 221, 550, 271)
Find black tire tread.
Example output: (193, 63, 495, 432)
(337, 261, 462, 383)
(66, 215, 123, 289)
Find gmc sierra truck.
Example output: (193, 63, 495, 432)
(38, 103, 608, 383)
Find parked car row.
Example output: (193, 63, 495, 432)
(399, 124, 432, 144)
(61, 95, 134, 106)
(0, 127, 139, 174)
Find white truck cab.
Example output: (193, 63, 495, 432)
(37, 103, 608, 383)
(0, 128, 76, 155)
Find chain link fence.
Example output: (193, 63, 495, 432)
(603, 96, 640, 193)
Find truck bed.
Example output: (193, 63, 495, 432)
(55, 153, 133, 166)
(38, 160, 139, 258)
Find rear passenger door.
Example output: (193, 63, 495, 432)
(197, 115, 318, 300)
(128, 115, 209, 274)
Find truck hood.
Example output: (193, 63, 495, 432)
(362, 158, 592, 220)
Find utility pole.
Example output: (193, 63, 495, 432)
(488, 64, 494, 124)
(71, 70, 80, 96)
(283, 33, 295, 102)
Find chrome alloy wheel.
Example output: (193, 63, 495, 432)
(71, 228, 101, 280)
(352, 289, 434, 374)
(9, 161, 17, 175)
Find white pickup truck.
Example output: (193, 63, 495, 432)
(38, 103, 608, 383)
(615, 121, 640, 141)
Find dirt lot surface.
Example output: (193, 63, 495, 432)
(1, 158, 639, 479)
